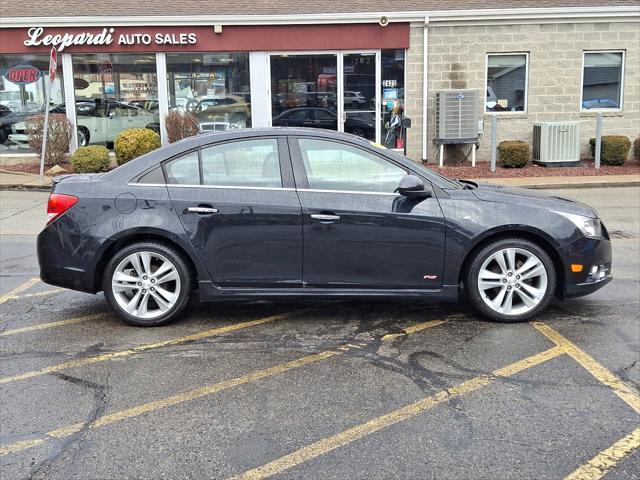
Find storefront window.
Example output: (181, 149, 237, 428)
(0, 54, 64, 153)
(166, 53, 251, 132)
(72, 53, 159, 147)
(270, 54, 338, 131)
(381, 49, 405, 148)
(582, 51, 624, 110)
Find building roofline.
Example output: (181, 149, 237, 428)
(1, 6, 639, 28)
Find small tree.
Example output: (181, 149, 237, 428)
(25, 114, 72, 166)
(114, 128, 161, 165)
(164, 110, 200, 143)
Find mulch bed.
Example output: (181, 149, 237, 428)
(1, 162, 75, 174)
(424, 160, 640, 179)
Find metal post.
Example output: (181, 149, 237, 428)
(490, 114, 497, 173)
(471, 143, 476, 167)
(595, 112, 603, 170)
(39, 78, 51, 184)
(439, 144, 444, 167)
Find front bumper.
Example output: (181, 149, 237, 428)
(561, 235, 613, 298)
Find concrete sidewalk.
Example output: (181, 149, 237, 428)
(1, 168, 638, 190)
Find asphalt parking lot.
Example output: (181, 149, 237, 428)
(1, 186, 639, 480)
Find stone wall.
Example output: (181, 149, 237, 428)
(405, 21, 640, 163)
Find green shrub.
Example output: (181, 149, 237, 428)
(589, 135, 631, 166)
(498, 140, 529, 168)
(70, 146, 111, 173)
(114, 128, 160, 166)
(633, 137, 640, 162)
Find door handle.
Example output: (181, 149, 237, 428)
(311, 214, 340, 222)
(187, 206, 218, 214)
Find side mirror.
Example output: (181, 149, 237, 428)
(395, 174, 431, 198)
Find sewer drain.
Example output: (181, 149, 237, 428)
(609, 230, 637, 239)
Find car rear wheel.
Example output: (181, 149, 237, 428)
(466, 238, 556, 323)
(103, 242, 191, 326)
(77, 127, 90, 147)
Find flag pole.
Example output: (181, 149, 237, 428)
(39, 75, 51, 184)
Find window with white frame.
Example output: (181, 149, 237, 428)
(582, 51, 624, 110)
(485, 53, 528, 113)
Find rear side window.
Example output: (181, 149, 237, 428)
(201, 139, 281, 188)
(165, 152, 200, 185)
(137, 166, 165, 184)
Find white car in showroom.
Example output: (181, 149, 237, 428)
(8, 99, 159, 147)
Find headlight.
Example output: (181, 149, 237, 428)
(555, 211, 602, 238)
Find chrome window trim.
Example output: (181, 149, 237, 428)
(297, 188, 400, 196)
(129, 183, 295, 192)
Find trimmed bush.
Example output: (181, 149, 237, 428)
(498, 140, 529, 168)
(633, 137, 640, 162)
(114, 128, 161, 166)
(589, 135, 631, 166)
(25, 114, 72, 166)
(165, 110, 200, 143)
(70, 146, 110, 173)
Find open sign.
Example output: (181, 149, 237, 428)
(5, 65, 42, 85)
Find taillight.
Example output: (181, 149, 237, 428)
(46, 193, 79, 225)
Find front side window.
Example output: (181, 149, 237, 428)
(582, 51, 624, 110)
(486, 54, 528, 113)
(201, 139, 281, 188)
(298, 138, 406, 193)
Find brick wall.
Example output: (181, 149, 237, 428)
(405, 21, 640, 163)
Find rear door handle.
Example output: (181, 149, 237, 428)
(187, 206, 218, 214)
(311, 214, 341, 222)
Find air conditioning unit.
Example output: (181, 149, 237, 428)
(435, 89, 479, 144)
(532, 122, 580, 165)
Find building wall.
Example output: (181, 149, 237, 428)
(405, 21, 640, 163)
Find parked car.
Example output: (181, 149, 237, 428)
(192, 95, 251, 132)
(38, 128, 612, 326)
(8, 99, 159, 147)
(344, 90, 367, 109)
(272, 107, 374, 137)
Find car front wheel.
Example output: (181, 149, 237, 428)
(103, 242, 191, 326)
(466, 238, 556, 323)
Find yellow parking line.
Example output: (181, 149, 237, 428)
(532, 322, 640, 414)
(0, 313, 105, 337)
(0, 316, 447, 456)
(565, 426, 640, 480)
(0, 277, 40, 304)
(11, 289, 64, 300)
(232, 346, 565, 480)
(0, 313, 290, 385)
(381, 318, 449, 341)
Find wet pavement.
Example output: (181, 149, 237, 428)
(1, 187, 638, 480)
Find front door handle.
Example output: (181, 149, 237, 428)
(311, 213, 341, 223)
(187, 206, 218, 215)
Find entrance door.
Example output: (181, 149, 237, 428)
(340, 52, 380, 142)
(268, 51, 381, 143)
(270, 53, 338, 132)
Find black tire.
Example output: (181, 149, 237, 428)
(102, 241, 192, 326)
(465, 238, 556, 323)
(77, 126, 90, 146)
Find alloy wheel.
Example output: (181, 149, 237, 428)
(477, 247, 548, 316)
(111, 251, 181, 320)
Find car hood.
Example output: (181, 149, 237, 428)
(471, 182, 597, 218)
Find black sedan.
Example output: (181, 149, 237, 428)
(38, 128, 612, 326)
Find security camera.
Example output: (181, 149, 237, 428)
(378, 16, 389, 27)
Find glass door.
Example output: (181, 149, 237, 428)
(340, 52, 380, 142)
(269, 53, 338, 131)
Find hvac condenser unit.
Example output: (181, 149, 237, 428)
(532, 122, 580, 165)
(435, 89, 480, 143)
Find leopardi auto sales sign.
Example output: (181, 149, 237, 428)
(23, 27, 198, 51)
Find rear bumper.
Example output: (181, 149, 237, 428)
(37, 224, 104, 293)
(561, 235, 613, 298)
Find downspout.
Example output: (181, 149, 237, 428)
(422, 15, 429, 162)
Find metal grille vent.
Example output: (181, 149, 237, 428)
(435, 90, 479, 143)
(532, 122, 580, 164)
